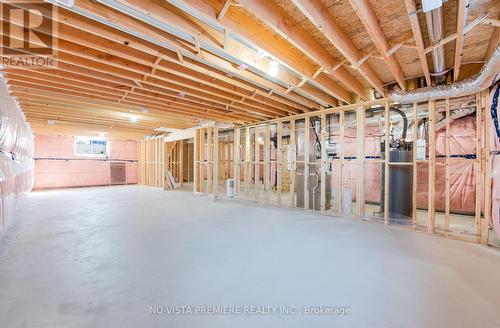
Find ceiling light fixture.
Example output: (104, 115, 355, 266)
(269, 60, 280, 77)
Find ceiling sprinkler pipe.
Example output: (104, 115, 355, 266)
(390, 47, 500, 103)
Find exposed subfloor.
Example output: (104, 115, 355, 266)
(1, 186, 500, 328)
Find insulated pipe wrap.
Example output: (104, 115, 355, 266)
(390, 47, 500, 103)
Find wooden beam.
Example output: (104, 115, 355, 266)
(475, 93, 484, 240)
(339, 111, 345, 215)
(384, 102, 390, 224)
(11, 1, 318, 113)
(428, 100, 436, 232)
(200, 128, 206, 194)
(348, 0, 406, 90)
(423, 14, 486, 56)
(484, 26, 499, 61)
(304, 116, 310, 210)
(217, 0, 232, 21)
(212, 127, 219, 201)
(234, 127, 241, 195)
(290, 119, 296, 208)
(179, 139, 184, 186)
(245, 126, 251, 198)
(237, 0, 366, 100)
(29, 121, 147, 140)
(264, 124, 271, 203)
(320, 113, 327, 212)
(79, 0, 333, 108)
(254, 126, 260, 202)
(164, 0, 353, 105)
(291, 0, 386, 96)
(4, 70, 252, 123)
(412, 102, 418, 228)
(0, 24, 292, 119)
(476, 17, 500, 27)
(194, 129, 200, 193)
(206, 127, 213, 199)
(0, 55, 274, 122)
(454, 0, 469, 81)
(276, 121, 283, 205)
(356, 106, 365, 215)
(445, 98, 450, 234)
(482, 90, 492, 245)
(6, 78, 239, 125)
(403, 0, 432, 86)
(386, 34, 414, 58)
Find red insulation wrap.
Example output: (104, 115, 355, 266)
(0, 79, 34, 237)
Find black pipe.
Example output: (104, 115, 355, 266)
(367, 106, 408, 140)
(390, 107, 408, 140)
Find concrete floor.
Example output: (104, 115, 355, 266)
(1, 186, 500, 328)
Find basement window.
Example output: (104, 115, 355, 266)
(75, 137, 109, 157)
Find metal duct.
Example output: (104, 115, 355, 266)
(425, 6, 446, 84)
(417, 119, 427, 140)
(390, 47, 500, 103)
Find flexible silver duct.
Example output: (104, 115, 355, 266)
(390, 47, 500, 103)
(425, 6, 446, 84)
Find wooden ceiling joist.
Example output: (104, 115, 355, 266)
(0, 0, 495, 139)
(421, 13, 490, 59)
(484, 26, 499, 61)
(4, 72, 254, 124)
(18, 100, 192, 127)
(0, 23, 293, 118)
(0, 48, 280, 121)
(290, 0, 386, 96)
(235, 0, 367, 100)
(403, 0, 432, 86)
(5, 66, 267, 123)
(7, 1, 317, 117)
(28, 119, 153, 140)
(453, 0, 469, 81)
(217, 0, 232, 21)
(348, 0, 406, 90)
(126, 0, 353, 104)
(6, 80, 245, 125)
(66, 0, 336, 107)
(11, 92, 199, 128)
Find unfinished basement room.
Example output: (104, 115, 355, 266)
(0, 0, 499, 327)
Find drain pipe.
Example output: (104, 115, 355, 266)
(390, 47, 500, 103)
(425, 6, 446, 84)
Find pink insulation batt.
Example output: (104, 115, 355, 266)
(34, 135, 138, 190)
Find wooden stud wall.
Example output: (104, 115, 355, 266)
(195, 96, 494, 245)
(139, 138, 164, 187)
(428, 100, 436, 232)
(193, 127, 231, 201)
(165, 140, 194, 185)
(482, 90, 493, 245)
(139, 137, 193, 188)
